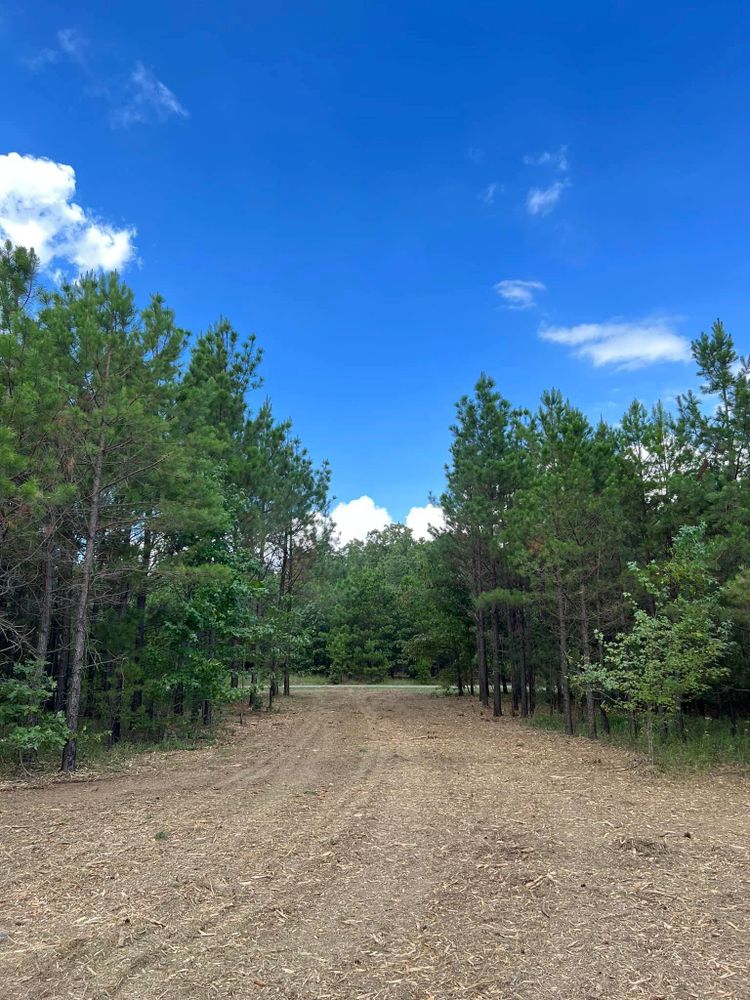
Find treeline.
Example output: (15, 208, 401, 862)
(308, 321, 750, 758)
(0, 243, 329, 771)
(2, 238, 749, 771)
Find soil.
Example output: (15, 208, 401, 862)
(1, 687, 748, 999)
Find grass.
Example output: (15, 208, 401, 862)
(288, 672, 330, 686)
(528, 708, 750, 772)
(289, 672, 437, 688)
(0, 727, 218, 781)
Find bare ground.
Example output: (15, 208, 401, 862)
(1, 688, 749, 1000)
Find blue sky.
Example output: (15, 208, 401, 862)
(3, 2, 750, 537)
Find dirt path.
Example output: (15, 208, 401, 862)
(1, 688, 748, 1000)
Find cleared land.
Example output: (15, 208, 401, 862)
(1, 688, 748, 999)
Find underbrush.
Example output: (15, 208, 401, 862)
(291, 671, 434, 686)
(0, 716, 231, 781)
(529, 709, 750, 771)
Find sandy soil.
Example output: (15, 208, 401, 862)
(1, 687, 748, 1000)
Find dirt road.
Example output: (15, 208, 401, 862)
(2, 688, 748, 999)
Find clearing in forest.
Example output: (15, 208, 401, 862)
(1, 688, 748, 1000)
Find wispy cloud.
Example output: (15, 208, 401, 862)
(23, 47, 59, 71)
(22, 30, 188, 128)
(57, 27, 88, 64)
(526, 179, 570, 216)
(465, 146, 484, 164)
(0, 152, 136, 275)
(523, 146, 569, 171)
(480, 182, 499, 206)
(111, 62, 189, 127)
(23, 27, 88, 71)
(540, 317, 691, 369)
(523, 144, 570, 216)
(495, 279, 546, 310)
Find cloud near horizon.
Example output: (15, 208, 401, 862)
(329, 496, 445, 546)
(0, 152, 136, 273)
(495, 278, 545, 310)
(540, 317, 691, 369)
(329, 496, 392, 546)
(405, 503, 446, 540)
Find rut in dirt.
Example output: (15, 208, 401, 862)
(1, 687, 748, 1000)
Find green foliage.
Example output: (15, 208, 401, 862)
(0, 662, 68, 760)
(601, 525, 731, 718)
(1, 235, 749, 774)
(531, 709, 750, 772)
(0, 242, 330, 770)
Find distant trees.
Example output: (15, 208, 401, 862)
(1, 235, 748, 771)
(312, 321, 748, 753)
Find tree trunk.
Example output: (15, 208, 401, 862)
(111, 669, 124, 744)
(557, 583, 573, 735)
(61, 428, 106, 773)
(35, 528, 55, 664)
(268, 658, 278, 711)
(646, 712, 655, 762)
(475, 607, 488, 708)
(522, 607, 534, 715)
(467, 622, 475, 696)
(53, 609, 71, 713)
(129, 528, 153, 720)
(490, 601, 502, 717)
(231, 639, 240, 689)
(599, 702, 610, 734)
(628, 710, 638, 737)
(580, 584, 597, 740)
(518, 607, 529, 717)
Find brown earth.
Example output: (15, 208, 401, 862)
(1, 687, 749, 1000)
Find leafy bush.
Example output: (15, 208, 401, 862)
(0, 662, 68, 767)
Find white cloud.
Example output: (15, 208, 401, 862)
(540, 318, 691, 370)
(523, 145, 570, 216)
(494, 278, 545, 310)
(23, 32, 187, 130)
(111, 62, 188, 127)
(526, 179, 569, 216)
(480, 182, 498, 206)
(523, 146, 569, 172)
(0, 153, 136, 273)
(330, 496, 392, 546)
(57, 28, 87, 64)
(23, 47, 59, 71)
(405, 503, 446, 540)
(23, 27, 87, 71)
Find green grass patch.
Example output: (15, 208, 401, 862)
(528, 709, 750, 772)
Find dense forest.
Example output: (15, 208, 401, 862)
(1, 240, 748, 770)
